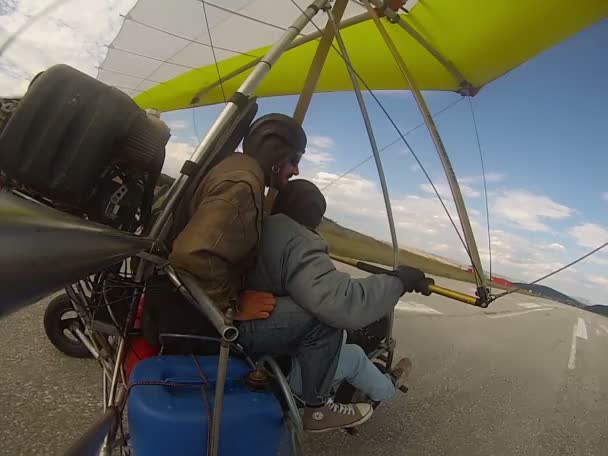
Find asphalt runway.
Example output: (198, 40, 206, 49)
(1, 263, 607, 455)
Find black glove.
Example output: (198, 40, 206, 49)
(388, 266, 434, 296)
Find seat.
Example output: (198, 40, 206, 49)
(141, 274, 222, 355)
(140, 95, 260, 353)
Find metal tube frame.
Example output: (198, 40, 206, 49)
(258, 356, 304, 451)
(98, 1, 330, 452)
(363, 0, 489, 302)
(106, 338, 125, 407)
(293, 0, 349, 124)
(150, 0, 330, 240)
(326, 8, 399, 368)
(368, 0, 475, 95)
(166, 267, 239, 342)
(209, 314, 232, 456)
(64, 285, 115, 379)
(191, 2, 476, 107)
(330, 253, 482, 306)
(191, 12, 372, 107)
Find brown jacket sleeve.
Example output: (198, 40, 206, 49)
(169, 178, 261, 310)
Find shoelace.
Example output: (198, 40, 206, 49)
(326, 399, 355, 415)
(391, 367, 404, 383)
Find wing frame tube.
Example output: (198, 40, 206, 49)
(327, 8, 400, 367)
(362, 0, 489, 303)
(330, 254, 482, 307)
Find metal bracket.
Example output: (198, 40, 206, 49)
(369, 0, 476, 95)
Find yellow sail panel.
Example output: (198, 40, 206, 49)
(120, 0, 608, 112)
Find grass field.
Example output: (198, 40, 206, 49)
(319, 218, 511, 290)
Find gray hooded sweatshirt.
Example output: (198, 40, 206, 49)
(245, 214, 403, 330)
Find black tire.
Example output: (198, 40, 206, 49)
(44, 294, 93, 358)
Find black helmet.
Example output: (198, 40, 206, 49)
(271, 179, 326, 230)
(243, 113, 307, 156)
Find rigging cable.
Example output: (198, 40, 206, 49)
(288, 0, 478, 273)
(124, 16, 258, 59)
(0, 0, 70, 58)
(200, 0, 228, 105)
(493, 241, 608, 301)
(190, 0, 232, 143)
(468, 97, 493, 291)
(322, 96, 464, 191)
(201, 0, 304, 34)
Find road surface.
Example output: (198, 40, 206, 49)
(1, 263, 607, 455)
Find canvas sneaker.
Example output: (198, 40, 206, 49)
(303, 398, 373, 433)
(390, 357, 413, 392)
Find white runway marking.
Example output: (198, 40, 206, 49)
(569, 318, 589, 371)
(517, 302, 541, 309)
(396, 301, 442, 314)
(568, 323, 578, 371)
(600, 324, 608, 335)
(487, 308, 549, 319)
(576, 317, 588, 340)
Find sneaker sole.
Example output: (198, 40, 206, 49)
(304, 407, 374, 434)
(392, 358, 413, 390)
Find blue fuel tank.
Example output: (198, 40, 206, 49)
(128, 355, 286, 455)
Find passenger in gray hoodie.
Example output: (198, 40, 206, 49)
(238, 179, 431, 433)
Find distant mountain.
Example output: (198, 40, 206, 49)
(513, 283, 585, 308)
(513, 283, 608, 318)
(585, 305, 608, 317)
(574, 295, 595, 306)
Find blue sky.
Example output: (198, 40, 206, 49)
(0, 2, 606, 303)
(160, 18, 608, 304)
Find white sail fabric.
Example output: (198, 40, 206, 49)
(97, 0, 364, 98)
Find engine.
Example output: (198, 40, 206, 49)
(0, 64, 170, 233)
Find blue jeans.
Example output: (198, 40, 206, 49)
(238, 297, 342, 404)
(288, 343, 396, 402)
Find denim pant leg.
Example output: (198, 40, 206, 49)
(337, 344, 396, 401)
(289, 343, 396, 402)
(238, 297, 342, 404)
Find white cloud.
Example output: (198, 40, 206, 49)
(458, 172, 505, 185)
(484, 172, 505, 183)
(417, 172, 506, 202)
(569, 223, 608, 249)
(167, 120, 188, 131)
(420, 182, 481, 199)
(548, 243, 566, 250)
(306, 169, 479, 265)
(161, 139, 196, 177)
(308, 135, 335, 149)
(588, 256, 608, 266)
(493, 190, 573, 231)
(602, 192, 608, 202)
(322, 176, 565, 285)
(308, 171, 386, 219)
(302, 135, 335, 166)
(303, 149, 334, 165)
(587, 275, 608, 287)
(304, 165, 606, 302)
(0, 0, 136, 95)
